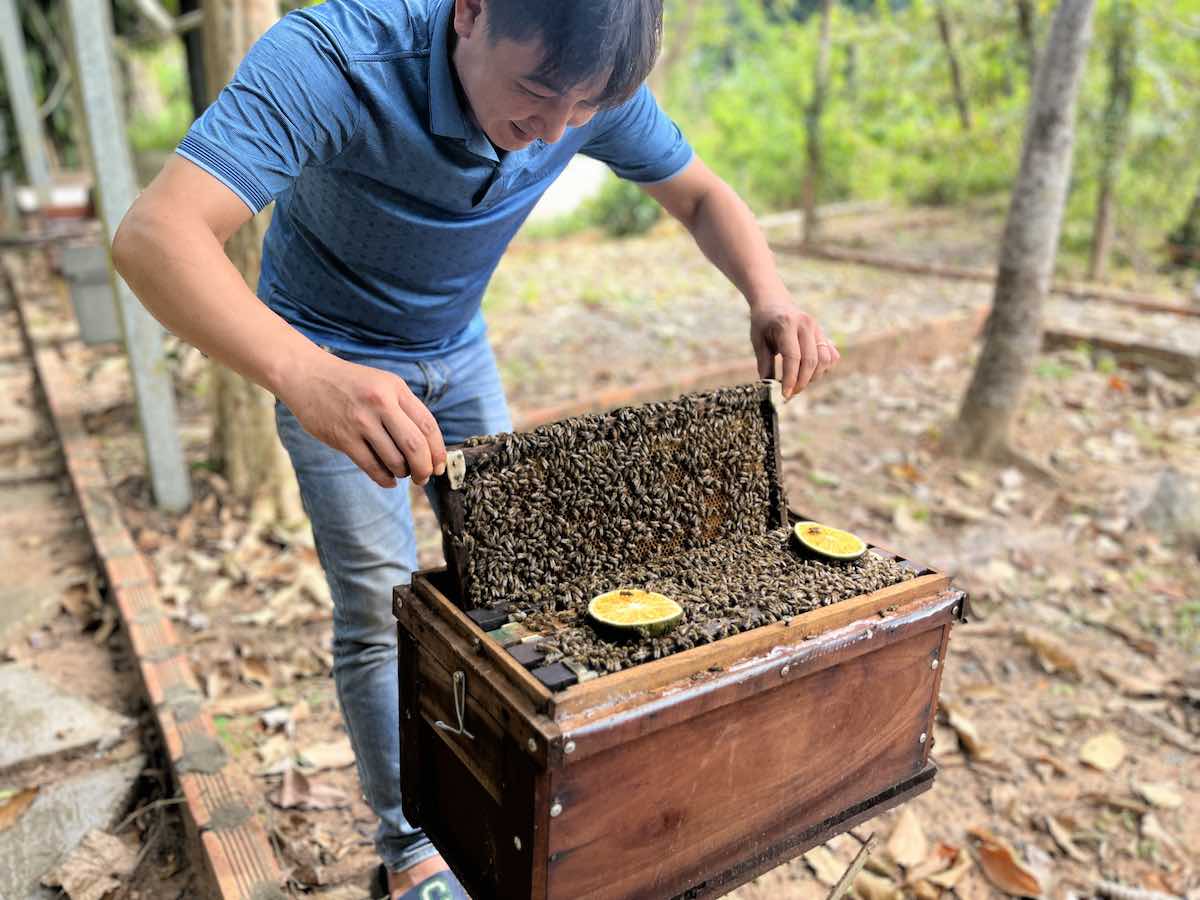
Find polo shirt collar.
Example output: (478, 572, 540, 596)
(428, 0, 499, 163)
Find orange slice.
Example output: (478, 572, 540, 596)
(587, 589, 682, 637)
(792, 521, 867, 561)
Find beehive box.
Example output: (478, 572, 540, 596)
(393, 382, 966, 899)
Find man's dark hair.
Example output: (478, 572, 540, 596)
(486, 0, 663, 108)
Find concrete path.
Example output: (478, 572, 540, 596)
(0, 265, 148, 900)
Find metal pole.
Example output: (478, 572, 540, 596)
(0, 0, 52, 192)
(63, 0, 191, 512)
(0, 117, 17, 229)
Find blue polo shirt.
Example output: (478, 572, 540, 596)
(176, 0, 693, 359)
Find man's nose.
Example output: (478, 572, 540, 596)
(534, 103, 572, 143)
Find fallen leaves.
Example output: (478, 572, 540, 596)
(40, 829, 137, 900)
(853, 871, 902, 900)
(940, 700, 994, 761)
(269, 767, 349, 811)
(886, 807, 928, 868)
(1017, 629, 1081, 678)
(802, 844, 843, 886)
(0, 786, 38, 831)
(297, 737, 355, 772)
(926, 849, 972, 889)
(1131, 780, 1182, 809)
(1043, 815, 1088, 863)
(903, 843, 961, 884)
(968, 827, 1043, 897)
(1078, 732, 1126, 772)
(209, 689, 276, 718)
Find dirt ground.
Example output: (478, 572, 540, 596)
(7, 204, 1199, 898)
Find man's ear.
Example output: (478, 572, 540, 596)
(452, 0, 485, 39)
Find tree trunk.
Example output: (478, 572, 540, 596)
(934, 0, 971, 131)
(843, 42, 858, 101)
(180, 0, 208, 115)
(802, 0, 834, 246)
(950, 0, 1096, 461)
(1088, 0, 1135, 281)
(649, 0, 699, 98)
(1014, 0, 1037, 84)
(204, 0, 302, 529)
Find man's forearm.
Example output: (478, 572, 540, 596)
(679, 179, 787, 310)
(112, 204, 319, 401)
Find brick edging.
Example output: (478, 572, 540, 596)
(3, 254, 286, 900)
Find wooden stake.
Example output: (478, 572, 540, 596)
(826, 833, 878, 900)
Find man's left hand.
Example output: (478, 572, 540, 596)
(749, 298, 840, 399)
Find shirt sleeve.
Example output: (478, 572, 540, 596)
(579, 85, 694, 184)
(176, 10, 362, 213)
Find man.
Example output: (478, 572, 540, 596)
(114, 0, 840, 896)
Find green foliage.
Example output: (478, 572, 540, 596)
(127, 44, 194, 154)
(659, 0, 1200, 271)
(576, 177, 663, 238)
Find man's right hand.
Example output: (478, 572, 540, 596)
(278, 351, 447, 488)
(113, 156, 447, 489)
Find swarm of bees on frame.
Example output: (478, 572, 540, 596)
(454, 383, 914, 674)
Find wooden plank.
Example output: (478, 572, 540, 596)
(416, 649, 507, 805)
(413, 572, 555, 714)
(556, 588, 960, 763)
(397, 619, 424, 827)
(550, 572, 948, 718)
(678, 765, 936, 900)
(411, 711, 535, 900)
(545, 629, 939, 899)
(764, 383, 789, 530)
(395, 585, 559, 757)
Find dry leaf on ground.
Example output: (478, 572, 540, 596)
(802, 844, 843, 886)
(1132, 781, 1182, 809)
(927, 850, 973, 889)
(1018, 628, 1081, 677)
(210, 689, 276, 718)
(853, 871, 902, 900)
(256, 734, 294, 774)
(0, 786, 38, 831)
(1097, 665, 1169, 698)
(886, 807, 928, 868)
(1140, 812, 1187, 862)
(1044, 816, 1088, 863)
(1078, 732, 1126, 772)
(969, 827, 1043, 898)
(239, 656, 273, 686)
(904, 843, 960, 884)
(941, 701, 994, 761)
(269, 767, 350, 811)
(40, 829, 137, 900)
(298, 737, 355, 772)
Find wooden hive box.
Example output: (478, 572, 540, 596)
(393, 382, 966, 900)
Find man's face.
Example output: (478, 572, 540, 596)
(452, 2, 607, 151)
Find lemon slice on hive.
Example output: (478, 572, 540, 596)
(587, 589, 682, 637)
(792, 521, 867, 561)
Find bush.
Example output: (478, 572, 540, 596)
(577, 177, 663, 238)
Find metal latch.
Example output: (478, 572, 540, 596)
(433, 670, 475, 740)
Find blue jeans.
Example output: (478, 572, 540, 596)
(275, 334, 511, 873)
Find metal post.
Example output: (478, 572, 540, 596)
(0, 0, 52, 192)
(0, 117, 17, 229)
(63, 0, 191, 512)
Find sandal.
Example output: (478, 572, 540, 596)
(369, 862, 471, 899)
